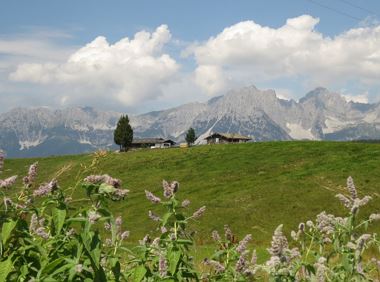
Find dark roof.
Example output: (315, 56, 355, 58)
(132, 138, 176, 144)
(204, 132, 251, 140)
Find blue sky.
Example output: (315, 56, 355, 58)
(1, 0, 380, 113)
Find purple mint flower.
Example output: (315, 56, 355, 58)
(192, 206, 206, 219)
(66, 228, 76, 237)
(145, 190, 161, 204)
(23, 162, 38, 186)
(114, 188, 129, 199)
(115, 216, 122, 227)
(35, 227, 49, 240)
(347, 176, 357, 199)
(161, 226, 167, 234)
(236, 234, 252, 254)
(75, 264, 83, 273)
(235, 255, 247, 273)
(162, 180, 173, 198)
(105, 238, 112, 247)
(269, 224, 288, 257)
(204, 259, 225, 273)
(181, 199, 190, 208)
(121, 230, 130, 240)
(33, 179, 58, 197)
(88, 211, 101, 224)
(104, 175, 122, 188)
(139, 234, 151, 245)
(0, 175, 18, 188)
(104, 222, 111, 231)
(84, 175, 105, 184)
(148, 210, 161, 222)
(224, 225, 233, 241)
(211, 230, 221, 242)
(159, 254, 168, 277)
(251, 250, 257, 265)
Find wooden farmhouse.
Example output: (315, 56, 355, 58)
(204, 132, 251, 144)
(131, 138, 176, 149)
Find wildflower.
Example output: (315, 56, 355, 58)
(139, 234, 150, 245)
(145, 190, 161, 204)
(159, 254, 168, 277)
(204, 259, 225, 273)
(298, 222, 305, 232)
(181, 199, 190, 208)
(148, 210, 160, 222)
(88, 211, 101, 224)
(369, 213, 380, 221)
(162, 180, 173, 198)
(268, 224, 288, 257)
(35, 227, 49, 240)
(104, 175, 122, 188)
(161, 226, 167, 233)
(115, 216, 122, 227)
(84, 175, 105, 184)
(336, 194, 351, 209)
(347, 176, 357, 199)
(211, 230, 221, 242)
(306, 220, 314, 227)
(236, 234, 252, 254)
(235, 255, 247, 273)
(357, 195, 372, 207)
(120, 230, 130, 240)
(314, 257, 327, 282)
(105, 238, 112, 247)
(356, 234, 371, 251)
(66, 228, 76, 237)
(113, 188, 129, 200)
(224, 225, 233, 241)
(151, 237, 160, 248)
(192, 206, 206, 219)
(33, 179, 58, 197)
(30, 214, 38, 233)
(75, 264, 83, 273)
(0, 175, 18, 188)
(104, 222, 111, 231)
(23, 162, 38, 187)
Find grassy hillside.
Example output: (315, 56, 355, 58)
(2, 141, 380, 248)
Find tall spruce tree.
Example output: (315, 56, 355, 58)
(185, 127, 196, 146)
(114, 115, 133, 152)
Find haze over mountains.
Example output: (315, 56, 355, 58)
(1, 85, 380, 158)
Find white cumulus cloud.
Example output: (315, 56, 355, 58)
(189, 15, 380, 97)
(10, 25, 179, 107)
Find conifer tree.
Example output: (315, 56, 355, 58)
(114, 115, 133, 151)
(185, 127, 196, 146)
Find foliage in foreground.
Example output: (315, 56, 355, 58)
(0, 151, 379, 281)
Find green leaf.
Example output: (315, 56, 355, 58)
(41, 257, 65, 276)
(162, 212, 171, 226)
(52, 207, 66, 235)
(0, 258, 13, 281)
(99, 183, 116, 194)
(1, 219, 17, 245)
(168, 250, 181, 275)
(132, 265, 147, 282)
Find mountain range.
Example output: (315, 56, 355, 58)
(1, 85, 380, 158)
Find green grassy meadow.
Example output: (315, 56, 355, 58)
(2, 141, 380, 259)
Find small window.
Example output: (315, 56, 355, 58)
(215, 137, 219, 143)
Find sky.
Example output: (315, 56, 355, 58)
(1, 0, 380, 114)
